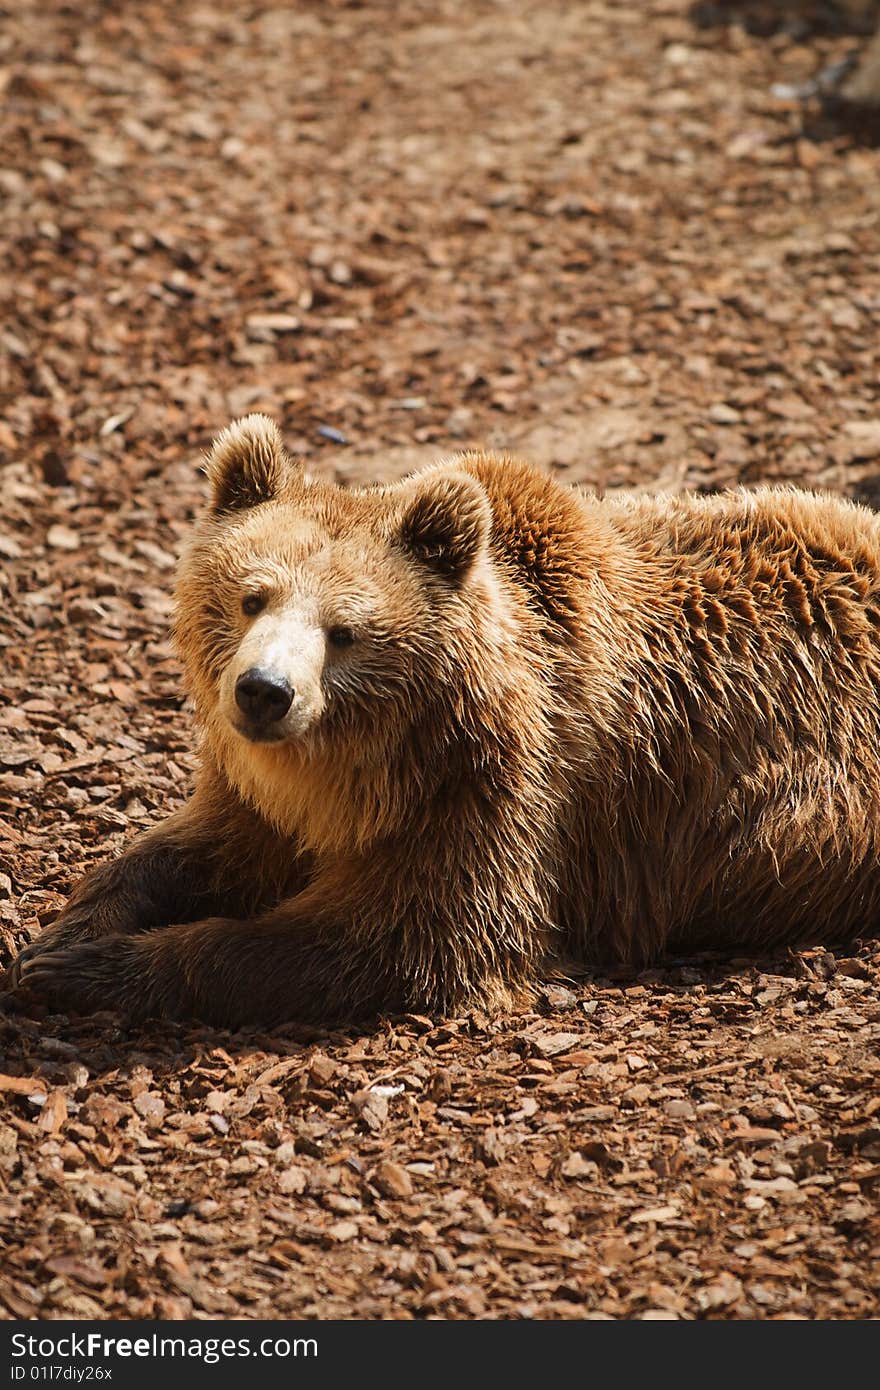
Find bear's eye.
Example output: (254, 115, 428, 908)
(241, 593, 266, 617)
(328, 625, 355, 649)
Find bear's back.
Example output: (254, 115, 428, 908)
(458, 463, 880, 965)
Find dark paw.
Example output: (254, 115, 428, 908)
(13, 937, 146, 1018)
(4, 915, 97, 989)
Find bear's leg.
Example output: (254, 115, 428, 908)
(5, 832, 191, 987)
(10, 837, 544, 1024)
(11, 914, 391, 1027)
(4, 767, 300, 987)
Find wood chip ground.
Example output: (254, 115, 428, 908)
(1, 0, 879, 1320)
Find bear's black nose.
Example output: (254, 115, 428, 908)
(234, 669, 294, 724)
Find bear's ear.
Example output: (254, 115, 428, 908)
(396, 470, 492, 580)
(205, 415, 293, 513)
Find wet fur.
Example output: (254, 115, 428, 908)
(9, 416, 880, 1025)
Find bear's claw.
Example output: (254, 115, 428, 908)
(11, 937, 144, 1017)
(5, 915, 97, 989)
(5, 942, 35, 989)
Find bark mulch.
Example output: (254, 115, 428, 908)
(1, 0, 879, 1320)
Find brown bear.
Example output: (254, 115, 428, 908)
(7, 415, 880, 1026)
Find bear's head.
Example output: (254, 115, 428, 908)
(174, 416, 507, 838)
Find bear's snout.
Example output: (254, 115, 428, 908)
(234, 668, 295, 726)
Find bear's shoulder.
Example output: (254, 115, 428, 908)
(455, 452, 613, 630)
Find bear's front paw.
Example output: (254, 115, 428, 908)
(4, 915, 98, 990)
(11, 937, 157, 1019)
